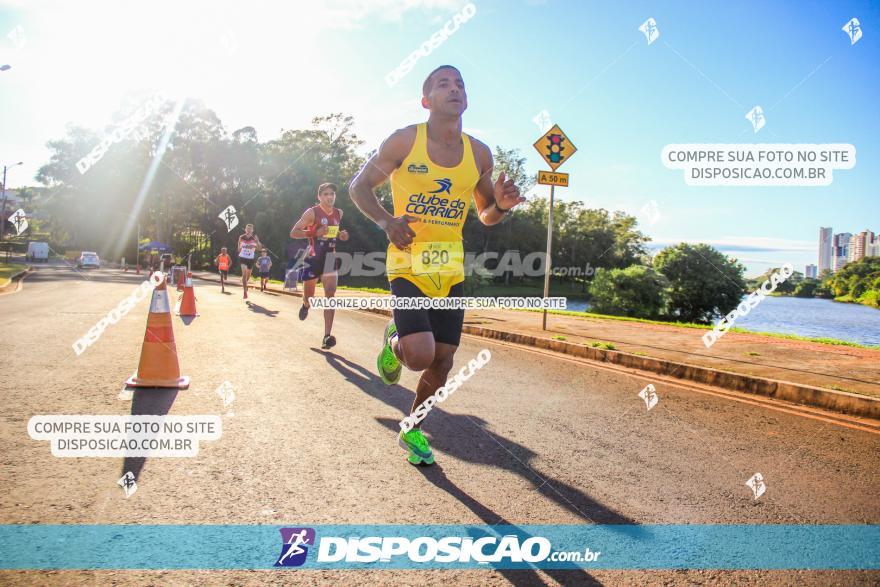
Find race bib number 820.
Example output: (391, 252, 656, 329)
(411, 242, 463, 274)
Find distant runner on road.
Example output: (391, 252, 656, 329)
(289, 182, 349, 350)
(238, 223, 263, 300)
(214, 247, 231, 293)
(256, 248, 272, 292)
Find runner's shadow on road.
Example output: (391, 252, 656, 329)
(121, 388, 179, 482)
(416, 464, 602, 586)
(318, 350, 637, 528)
(245, 301, 279, 317)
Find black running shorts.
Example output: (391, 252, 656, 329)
(301, 253, 341, 281)
(240, 258, 254, 270)
(390, 278, 465, 346)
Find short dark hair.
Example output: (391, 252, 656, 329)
(317, 182, 337, 196)
(422, 65, 461, 97)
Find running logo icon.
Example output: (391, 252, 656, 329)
(639, 18, 659, 45)
(275, 527, 315, 567)
(745, 105, 765, 133)
(118, 471, 137, 498)
(215, 381, 235, 408)
(746, 473, 766, 499)
(532, 109, 553, 134)
(842, 18, 862, 45)
(640, 200, 660, 225)
(429, 178, 452, 195)
(638, 384, 659, 411)
(218, 205, 239, 232)
(7, 24, 26, 51)
(10, 209, 28, 236)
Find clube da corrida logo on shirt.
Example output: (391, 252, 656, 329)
(404, 178, 465, 219)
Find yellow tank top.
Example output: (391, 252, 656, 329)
(386, 123, 481, 297)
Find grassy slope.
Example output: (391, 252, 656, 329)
(0, 263, 28, 287)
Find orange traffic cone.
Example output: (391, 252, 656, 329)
(126, 279, 190, 389)
(176, 272, 199, 317)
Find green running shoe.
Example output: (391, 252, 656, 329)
(377, 320, 402, 385)
(398, 429, 434, 465)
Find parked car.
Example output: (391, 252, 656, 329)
(27, 241, 49, 262)
(77, 251, 101, 269)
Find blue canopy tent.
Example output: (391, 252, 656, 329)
(138, 241, 173, 253)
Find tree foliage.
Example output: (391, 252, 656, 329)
(825, 257, 880, 307)
(588, 265, 668, 319)
(652, 243, 747, 323)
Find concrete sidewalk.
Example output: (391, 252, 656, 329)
(191, 271, 880, 418)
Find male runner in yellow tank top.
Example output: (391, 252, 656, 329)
(349, 65, 524, 465)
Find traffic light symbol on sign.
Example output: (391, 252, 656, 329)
(547, 134, 565, 164)
(533, 124, 576, 171)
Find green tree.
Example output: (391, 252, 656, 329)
(747, 267, 801, 295)
(653, 243, 747, 323)
(793, 279, 818, 298)
(814, 280, 835, 299)
(826, 257, 880, 303)
(588, 265, 668, 318)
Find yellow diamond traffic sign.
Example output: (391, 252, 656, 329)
(533, 124, 577, 171)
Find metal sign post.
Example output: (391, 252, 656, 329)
(542, 184, 555, 330)
(533, 125, 577, 330)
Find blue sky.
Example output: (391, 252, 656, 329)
(1, 0, 877, 276)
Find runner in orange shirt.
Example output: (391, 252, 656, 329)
(214, 247, 232, 293)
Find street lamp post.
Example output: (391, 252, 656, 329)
(1, 161, 24, 241)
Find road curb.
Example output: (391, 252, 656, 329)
(457, 324, 880, 420)
(0, 267, 32, 294)
(190, 272, 880, 420)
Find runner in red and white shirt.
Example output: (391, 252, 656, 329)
(290, 182, 349, 349)
(237, 223, 263, 300)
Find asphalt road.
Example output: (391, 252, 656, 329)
(1, 266, 878, 586)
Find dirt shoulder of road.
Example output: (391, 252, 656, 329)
(192, 271, 880, 406)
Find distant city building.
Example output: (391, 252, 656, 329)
(818, 227, 833, 273)
(832, 232, 852, 272)
(848, 230, 875, 263)
(868, 240, 880, 258)
(805, 264, 817, 279)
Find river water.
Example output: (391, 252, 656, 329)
(564, 296, 880, 346)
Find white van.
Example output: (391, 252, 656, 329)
(27, 241, 49, 262)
